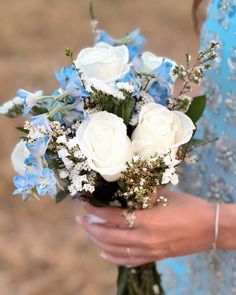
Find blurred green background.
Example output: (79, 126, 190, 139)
(0, 0, 201, 294)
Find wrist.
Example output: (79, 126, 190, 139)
(202, 201, 216, 250)
(218, 203, 236, 249)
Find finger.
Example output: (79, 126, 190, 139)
(81, 202, 142, 227)
(100, 252, 155, 266)
(79, 214, 117, 228)
(77, 217, 141, 247)
(89, 235, 154, 258)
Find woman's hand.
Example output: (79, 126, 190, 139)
(76, 189, 215, 266)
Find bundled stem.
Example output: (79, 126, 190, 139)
(117, 263, 164, 295)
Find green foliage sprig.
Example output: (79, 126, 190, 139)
(86, 87, 135, 125)
(5, 104, 24, 118)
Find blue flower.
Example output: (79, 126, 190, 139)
(74, 98, 84, 112)
(54, 66, 89, 98)
(95, 28, 146, 60)
(35, 168, 57, 197)
(117, 70, 141, 96)
(63, 109, 84, 125)
(94, 30, 114, 45)
(16, 89, 32, 100)
(30, 114, 52, 133)
(147, 60, 176, 104)
(63, 97, 87, 125)
(13, 168, 57, 198)
(24, 154, 42, 173)
(148, 81, 172, 104)
(13, 173, 38, 195)
(54, 66, 74, 89)
(26, 136, 50, 157)
(123, 29, 146, 60)
(133, 56, 175, 103)
(155, 60, 175, 84)
(16, 89, 43, 116)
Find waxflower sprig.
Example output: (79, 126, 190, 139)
(118, 153, 179, 209)
(168, 41, 218, 113)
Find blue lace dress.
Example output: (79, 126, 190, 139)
(158, 1, 236, 294)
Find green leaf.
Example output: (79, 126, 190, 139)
(5, 104, 24, 118)
(187, 138, 206, 146)
(31, 105, 48, 115)
(186, 95, 206, 124)
(185, 137, 218, 150)
(18, 136, 28, 140)
(90, 89, 135, 125)
(65, 48, 74, 63)
(16, 127, 29, 134)
(56, 190, 69, 204)
(121, 97, 135, 125)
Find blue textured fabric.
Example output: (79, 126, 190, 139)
(158, 1, 236, 294)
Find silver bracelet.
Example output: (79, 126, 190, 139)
(213, 202, 220, 250)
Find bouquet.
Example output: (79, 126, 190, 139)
(0, 6, 218, 295)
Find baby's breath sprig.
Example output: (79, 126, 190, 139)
(168, 41, 219, 112)
(24, 121, 48, 138)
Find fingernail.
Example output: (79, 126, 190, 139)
(86, 214, 107, 224)
(100, 252, 109, 260)
(75, 216, 83, 224)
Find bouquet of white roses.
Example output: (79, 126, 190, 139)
(0, 6, 218, 294)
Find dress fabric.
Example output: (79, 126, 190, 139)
(158, 0, 236, 294)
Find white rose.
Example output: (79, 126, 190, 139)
(76, 111, 132, 182)
(131, 103, 195, 159)
(11, 140, 30, 175)
(137, 52, 177, 79)
(74, 42, 130, 83)
(141, 52, 164, 74)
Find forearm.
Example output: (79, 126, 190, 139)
(219, 203, 236, 250)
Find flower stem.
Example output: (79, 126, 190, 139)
(117, 263, 165, 295)
(32, 192, 41, 201)
(48, 104, 62, 118)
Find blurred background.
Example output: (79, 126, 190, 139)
(0, 0, 202, 294)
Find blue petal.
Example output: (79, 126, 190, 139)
(155, 60, 175, 84)
(148, 81, 172, 104)
(13, 173, 38, 194)
(54, 66, 89, 98)
(26, 136, 50, 157)
(95, 30, 114, 45)
(30, 114, 52, 133)
(24, 155, 43, 174)
(125, 29, 147, 59)
(117, 70, 141, 96)
(95, 28, 146, 60)
(35, 168, 57, 197)
(16, 89, 32, 99)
